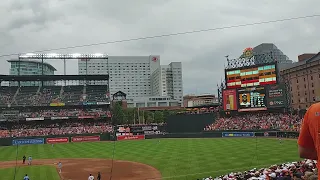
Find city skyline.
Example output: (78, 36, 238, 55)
(0, 0, 319, 95)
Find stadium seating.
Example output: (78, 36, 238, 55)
(62, 85, 83, 105)
(205, 113, 301, 132)
(0, 87, 16, 106)
(14, 86, 38, 106)
(0, 85, 109, 106)
(85, 85, 108, 102)
(0, 121, 113, 138)
(210, 159, 317, 180)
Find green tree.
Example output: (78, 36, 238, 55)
(154, 111, 164, 123)
(112, 102, 125, 125)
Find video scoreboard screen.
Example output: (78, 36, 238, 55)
(238, 86, 267, 112)
(225, 63, 277, 89)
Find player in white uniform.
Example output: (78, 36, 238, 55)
(88, 174, 94, 180)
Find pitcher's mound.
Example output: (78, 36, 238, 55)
(0, 158, 162, 180)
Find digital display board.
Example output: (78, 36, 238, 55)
(223, 89, 238, 111)
(225, 63, 277, 89)
(266, 84, 286, 108)
(238, 86, 267, 112)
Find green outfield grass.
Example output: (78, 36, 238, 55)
(0, 165, 60, 180)
(0, 138, 299, 180)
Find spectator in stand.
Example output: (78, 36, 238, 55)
(210, 159, 317, 180)
(298, 103, 320, 179)
(0, 121, 113, 138)
(205, 113, 302, 132)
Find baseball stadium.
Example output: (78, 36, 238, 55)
(0, 52, 309, 180)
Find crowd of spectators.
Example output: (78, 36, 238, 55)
(18, 108, 111, 119)
(205, 113, 301, 132)
(0, 85, 109, 106)
(204, 159, 317, 180)
(0, 121, 113, 138)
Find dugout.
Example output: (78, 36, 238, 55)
(166, 113, 216, 133)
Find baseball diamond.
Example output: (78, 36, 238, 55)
(0, 138, 299, 180)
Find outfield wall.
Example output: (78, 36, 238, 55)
(0, 133, 111, 146)
(0, 131, 299, 146)
(145, 131, 299, 139)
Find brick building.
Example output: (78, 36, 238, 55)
(280, 52, 320, 110)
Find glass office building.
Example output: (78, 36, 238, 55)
(7, 59, 56, 86)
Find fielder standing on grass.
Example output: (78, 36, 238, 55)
(23, 174, 30, 180)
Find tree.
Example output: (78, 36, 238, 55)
(154, 111, 164, 123)
(111, 101, 125, 125)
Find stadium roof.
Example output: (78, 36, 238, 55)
(0, 75, 109, 81)
(7, 59, 57, 71)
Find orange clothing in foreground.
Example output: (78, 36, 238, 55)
(298, 102, 320, 179)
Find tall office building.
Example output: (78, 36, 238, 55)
(151, 62, 183, 101)
(78, 56, 183, 105)
(253, 43, 293, 69)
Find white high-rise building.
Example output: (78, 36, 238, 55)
(78, 55, 183, 105)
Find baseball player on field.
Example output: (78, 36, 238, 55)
(88, 174, 94, 180)
(58, 162, 62, 173)
(28, 156, 32, 165)
(24, 174, 30, 180)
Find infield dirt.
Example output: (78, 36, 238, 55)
(0, 158, 162, 180)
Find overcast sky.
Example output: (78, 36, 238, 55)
(0, 0, 319, 95)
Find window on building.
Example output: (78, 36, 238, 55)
(312, 90, 315, 94)
(311, 76, 313, 80)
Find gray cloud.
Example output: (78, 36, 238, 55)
(0, 0, 320, 95)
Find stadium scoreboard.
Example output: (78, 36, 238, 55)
(225, 63, 277, 89)
(238, 86, 267, 112)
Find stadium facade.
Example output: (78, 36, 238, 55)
(280, 52, 320, 110)
(78, 56, 183, 107)
(7, 59, 56, 86)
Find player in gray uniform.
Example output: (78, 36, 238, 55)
(28, 156, 32, 165)
(58, 162, 62, 173)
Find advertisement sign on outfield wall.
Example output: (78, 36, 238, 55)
(46, 137, 69, 144)
(117, 135, 145, 141)
(26, 117, 44, 121)
(71, 136, 100, 142)
(222, 132, 254, 137)
(12, 138, 45, 145)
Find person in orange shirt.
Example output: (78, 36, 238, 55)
(298, 103, 320, 177)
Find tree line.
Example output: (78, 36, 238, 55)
(111, 102, 178, 125)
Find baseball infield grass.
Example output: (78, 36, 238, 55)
(0, 138, 299, 180)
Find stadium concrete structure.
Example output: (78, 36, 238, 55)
(7, 59, 56, 86)
(78, 56, 183, 107)
(280, 52, 320, 110)
(183, 94, 219, 107)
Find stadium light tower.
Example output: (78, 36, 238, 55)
(18, 53, 109, 87)
(18, 53, 108, 75)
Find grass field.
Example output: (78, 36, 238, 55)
(0, 138, 299, 180)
